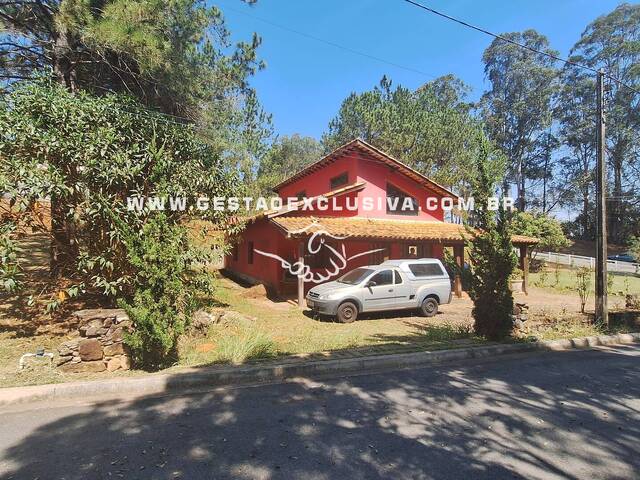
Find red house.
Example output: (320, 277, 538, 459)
(225, 139, 536, 306)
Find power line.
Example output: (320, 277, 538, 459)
(400, 0, 640, 96)
(221, 3, 438, 80)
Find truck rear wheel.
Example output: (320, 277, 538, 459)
(420, 297, 439, 317)
(336, 302, 358, 323)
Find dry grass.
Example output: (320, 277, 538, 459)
(1, 232, 637, 388)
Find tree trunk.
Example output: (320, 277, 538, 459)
(49, 30, 79, 276)
(518, 170, 526, 211)
(49, 193, 79, 277)
(52, 30, 78, 92)
(608, 150, 624, 244)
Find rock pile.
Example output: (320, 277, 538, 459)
(513, 302, 530, 330)
(57, 309, 132, 373)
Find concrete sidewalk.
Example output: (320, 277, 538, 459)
(1, 332, 639, 406)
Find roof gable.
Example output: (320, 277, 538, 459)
(273, 138, 460, 200)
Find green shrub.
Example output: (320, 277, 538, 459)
(119, 215, 210, 369)
(422, 323, 473, 342)
(466, 139, 517, 341)
(216, 328, 277, 364)
(575, 267, 592, 314)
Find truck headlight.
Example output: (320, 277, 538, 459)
(324, 293, 342, 300)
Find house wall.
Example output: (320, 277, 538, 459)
(277, 154, 358, 200)
(276, 153, 446, 221)
(224, 219, 284, 292)
(226, 220, 446, 296)
(354, 157, 445, 221)
(230, 150, 452, 296)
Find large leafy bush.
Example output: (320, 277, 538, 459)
(0, 80, 243, 367)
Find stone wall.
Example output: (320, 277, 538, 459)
(57, 309, 132, 373)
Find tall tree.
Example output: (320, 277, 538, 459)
(0, 0, 263, 118)
(466, 137, 517, 341)
(322, 75, 486, 193)
(568, 3, 640, 244)
(481, 30, 560, 211)
(556, 69, 597, 239)
(0, 0, 271, 273)
(255, 134, 322, 195)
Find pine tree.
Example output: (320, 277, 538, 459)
(467, 139, 518, 340)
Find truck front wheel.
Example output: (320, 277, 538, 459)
(336, 302, 358, 323)
(420, 297, 439, 317)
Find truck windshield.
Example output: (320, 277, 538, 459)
(337, 268, 374, 285)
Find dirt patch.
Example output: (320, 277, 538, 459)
(244, 284, 269, 299)
(0, 233, 107, 338)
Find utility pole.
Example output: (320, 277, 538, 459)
(595, 69, 608, 326)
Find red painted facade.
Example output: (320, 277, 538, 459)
(225, 141, 453, 295)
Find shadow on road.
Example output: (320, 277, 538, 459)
(2, 347, 640, 479)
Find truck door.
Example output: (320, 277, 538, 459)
(362, 269, 400, 311)
(392, 269, 414, 308)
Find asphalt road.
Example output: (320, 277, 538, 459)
(1, 346, 639, 480)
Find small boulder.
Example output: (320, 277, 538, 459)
(119, 355, 131, 370)
(103, 343, 125, 357)
(60, 360, 106, 373)
(106, 357, 122, 372)
(78, 339, 103, 361)
(56, 355, 72, 366)
(105, 326, 124, 343)
(58, 340, 78, 357)
(190, 310, 221, 332)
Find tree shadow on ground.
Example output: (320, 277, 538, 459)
(2, 347, 640, 479)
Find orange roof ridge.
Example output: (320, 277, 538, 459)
(272, 138, 460, 200)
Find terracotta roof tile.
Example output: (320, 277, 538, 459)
(270, 216, 538, 245)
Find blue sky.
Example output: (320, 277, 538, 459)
(218, 0, 624, 140)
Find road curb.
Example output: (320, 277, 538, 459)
(1, 332, 639, 406)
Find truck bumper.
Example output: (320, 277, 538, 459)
(306, 297, 340, 316)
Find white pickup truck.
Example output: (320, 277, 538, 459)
(306, 259, 452, 323)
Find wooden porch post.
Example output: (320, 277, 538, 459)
(519, 244, 529, 295)
(453, 244, 464, 298)
(297, 241, 305, 308)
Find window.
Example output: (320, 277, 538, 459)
(330, 172, 349, 190)
(408, 263, 444, 277)
(248, 241, 254, 264)
(403, 243, 432, 258)
(295, 190, 306, 200)
(232, 244, 238, 261)
(369, 269, 393, 286)
(386, 183, 418, 215)
(394, 270, 403, 284)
